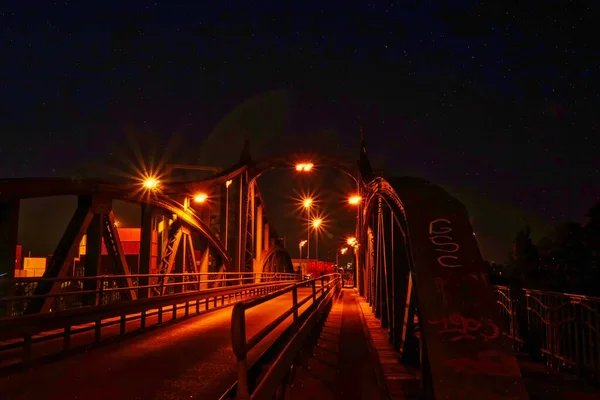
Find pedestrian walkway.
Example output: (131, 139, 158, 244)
(287, 288, 391, 399)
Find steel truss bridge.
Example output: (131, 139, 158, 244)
(0, 140, 598, 399)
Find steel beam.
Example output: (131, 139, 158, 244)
(138, 204, 155, 299)
(27, 196, 94, 314)
(0, 200, 19, 317)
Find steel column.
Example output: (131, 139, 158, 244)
(0, 201, 19, 317)
(138, 204, 155, 299)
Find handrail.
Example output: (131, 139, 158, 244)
(493, 284, 600, 384)
(0, 279, 299, 366)
(1, 271, 298, 317)
(230, 273, 342, 399)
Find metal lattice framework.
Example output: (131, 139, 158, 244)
(0, 173, 289, 317)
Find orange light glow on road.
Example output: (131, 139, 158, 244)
(193, 193, 208, 203)
(348, 195, 362, 205)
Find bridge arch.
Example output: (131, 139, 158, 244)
(357, 175, 529, 398)
(162, 151, 361, 276)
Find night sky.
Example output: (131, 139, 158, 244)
(2, 1, 599, 263)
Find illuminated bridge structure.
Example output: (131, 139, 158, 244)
(0, 138, 598, 400)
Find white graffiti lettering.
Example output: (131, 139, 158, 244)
(429, 235, 460, 253)
(429, 219, 462, 268)
(429, 219, 452, 235)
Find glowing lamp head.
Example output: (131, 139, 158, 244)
(312, 218, 322, 229)
(143, 177, 160, 190)
(347, 237, 357, 246)
(340, 247, 348, 255)
(299, 240, 307, 248)
(193, 193, 208, 203)
(348, 195, 362, 205)
(295, 162, 314, 172)
(302, 198, 313, 209)
(226, 180, 232, 188)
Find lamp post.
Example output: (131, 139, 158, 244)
(302, 198, 313, 261)
(225, 180, 232, 250)
(312, 218, 322, 262)
(299, 240, 307, 259)
(337, 247, 348, 268)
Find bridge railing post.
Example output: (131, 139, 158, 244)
(231, 302, 250, 399)
(97, 277, 105, 307)
(292, 286, 299, 330)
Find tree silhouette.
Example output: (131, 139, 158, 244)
(537, 222, 587, 292)
(508, 226, 539, 286)
(501, 201, 600, 295)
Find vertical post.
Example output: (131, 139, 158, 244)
(254, 205, 263, 282)
(236, 172, 248, 274)
(225, 182, 230, 250)
(85, 214, 103, 306)
(356, 179, 363, 294)
(138, 205, 154, 299)
(0, 201, 19, 318)
(231, 303, 249, 399)
(292, 285, 299, 327)
(306, 207, 310, 261)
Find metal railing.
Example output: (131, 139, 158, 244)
(0, 271, 297, 317)
(0, 276, 299, 367)
(230, 273, 342, 399)
(494, 285, 600, 383)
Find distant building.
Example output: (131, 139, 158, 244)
(290, 258, 335, 276)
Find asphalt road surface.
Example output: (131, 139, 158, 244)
(0, 287, 315, 400)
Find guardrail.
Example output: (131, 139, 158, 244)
(0, 277, 298, 366)
(230, 273, 342, 399)
(1, 271, 297, 317)
(494, 285, 600, 383)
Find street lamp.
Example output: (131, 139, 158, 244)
(312, 218, 323, 261)
(295, 162, 314, 172)
(302, 197, 313, 261)
(348, 195, 362, 205)
(143, 177, 160, 190)
(193, 193, 208, 203)
(337, 247, 348, 267)
(347, 237, 357, 247)
(299, 240, 307, 259)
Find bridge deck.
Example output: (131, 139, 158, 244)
(0, 287, 315, 400)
